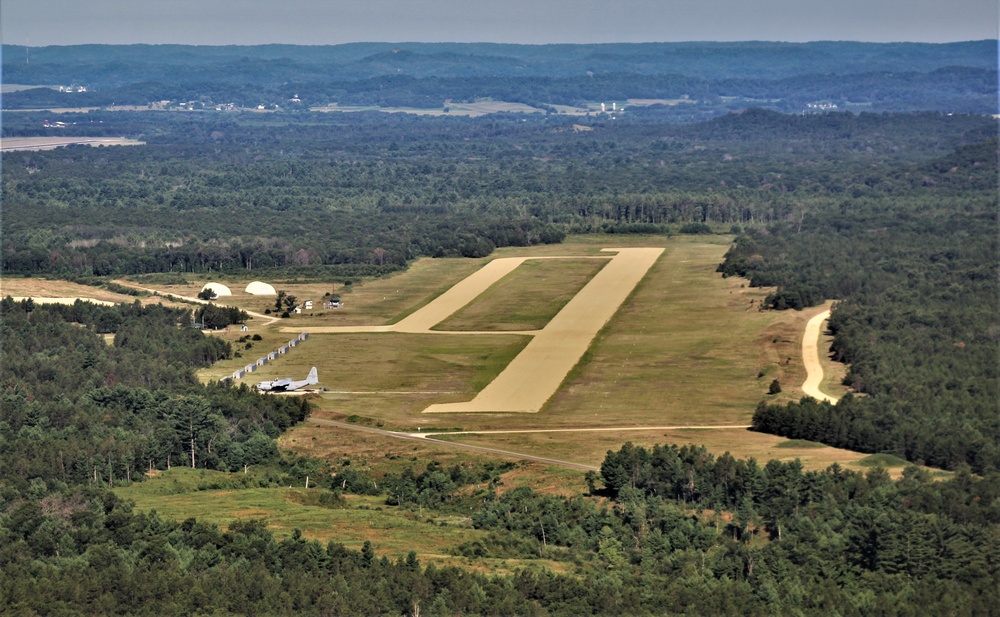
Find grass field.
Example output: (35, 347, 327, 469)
(191, 234, 854, 462)
(259, 235, 863, 472)
(115, 468, 485, 559)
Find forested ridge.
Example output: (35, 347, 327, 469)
(3, 41, 996, 115)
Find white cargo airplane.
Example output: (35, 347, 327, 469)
(257, 367, 319, 392)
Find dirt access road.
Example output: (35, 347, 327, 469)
(801, 310, 839, 403)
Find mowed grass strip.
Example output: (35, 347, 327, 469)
(434, 258, 609, 331)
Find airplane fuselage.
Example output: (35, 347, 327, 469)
(257, 367, 318, 392)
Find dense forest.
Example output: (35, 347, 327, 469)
(718, 137, 998, 473)
(2, 109, 994, 278)
(0, 299, 309, 486)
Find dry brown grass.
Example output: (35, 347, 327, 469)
(1, 277, 184, 307)
(432, 428, 874, 473)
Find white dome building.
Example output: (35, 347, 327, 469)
(245, 281, 277, 295)
(201, 282, 232, 297)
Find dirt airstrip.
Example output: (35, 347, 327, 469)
(284, 248, 663, 413)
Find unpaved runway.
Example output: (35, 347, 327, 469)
(424, 248, 663, 413)
(285, 248, 664, 413)
(801, 310, 839, 403)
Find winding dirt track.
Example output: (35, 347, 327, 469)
(307, 417, 602, 471)
(801, 310, 839, 403)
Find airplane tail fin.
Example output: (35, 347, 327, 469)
(307, 367, 318, 384)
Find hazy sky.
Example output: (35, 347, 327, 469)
(2, 0, 997, 46)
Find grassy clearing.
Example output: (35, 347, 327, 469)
(434, 258, 608, 331)
(116, 469, 487, 562)
(116, 464, 576, 572)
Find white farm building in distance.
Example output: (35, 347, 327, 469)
(245, 281, 277, 295)
(201, 282, 232, 297)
